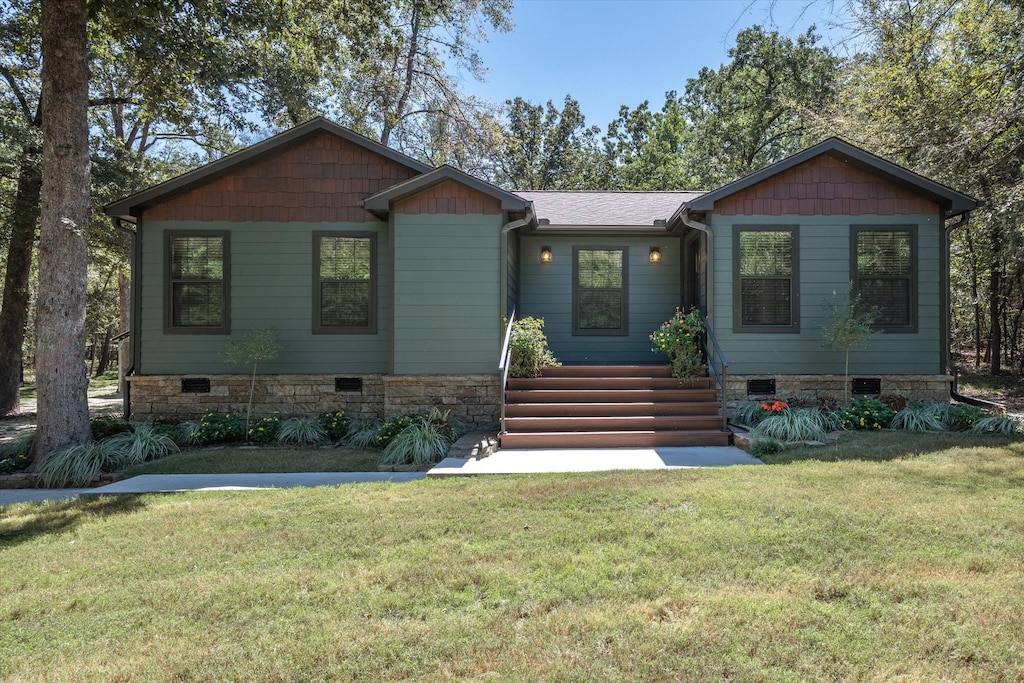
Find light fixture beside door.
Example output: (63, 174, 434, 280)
(540, 246, 553, 263)
(649, 247, 662, 263)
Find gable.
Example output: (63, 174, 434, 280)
(714, 154, 940, 217)
(393, 178, 502, 215)
(143, 132, 419, 223)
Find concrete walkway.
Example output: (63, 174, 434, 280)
(0, 446, 759, 506)
(429, 446, 761, 476)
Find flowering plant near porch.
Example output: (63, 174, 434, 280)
(651, 307, 705, 379)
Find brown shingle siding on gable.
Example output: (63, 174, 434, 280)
(716, 155, 939, 216)
(393, 178, 502, 215)
(144, 133, 418, 222)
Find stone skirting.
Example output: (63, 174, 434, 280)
(726, 374, 953, 406)
(127, 374, 502, 430)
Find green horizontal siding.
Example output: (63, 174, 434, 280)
(138, 220, 391, 374)
(519, 235, 680, 364)
(709, 213, 943, 375)
(391, 214, 503, 374)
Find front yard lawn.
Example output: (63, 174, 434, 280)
(2, 442, 1022, 681)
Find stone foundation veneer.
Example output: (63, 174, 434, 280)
(127, 374, 502, 430)
(726, 374, 953, 406)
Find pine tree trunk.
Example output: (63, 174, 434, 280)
(32, 0, 92, 462)
(0, 149, 42, 415)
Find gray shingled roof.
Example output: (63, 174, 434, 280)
(515, 191, 704, 227)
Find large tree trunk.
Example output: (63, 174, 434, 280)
(0, 148, 42, 415)
(33, 0, 92, 462)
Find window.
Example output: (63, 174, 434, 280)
(734, 227, 798, 332)
(573, 247, 628, 335)
(853, 227, 915, 331)
(314, 232, 376, 334)
(165, 232, 229, 333)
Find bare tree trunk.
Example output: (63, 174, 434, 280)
(95, 326, 113, 376)
(988, 223, 1002, 375)
(33, 0, 92, 462)
(118, 272, 130, 394)
(0, 150, 42, 415)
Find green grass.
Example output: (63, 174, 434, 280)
(121, 446, 380, 475)
(757, 429, 1021, 465)
(87, 371, 120, 398)
(2, 444, 1023, 681)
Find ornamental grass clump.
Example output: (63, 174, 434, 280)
(101, 422, 180, 466)
(37, 443, 110, 487)
(277, 418, 327, 446)
(650, 307, 705, 379)
(0, 431, 34, 474)
(378, 408, 455, 468)
(344, 419, 384, 449)
(751, 407, 831, 443)
(890, 401, 947, 432)
(968, 414, 1022, 435)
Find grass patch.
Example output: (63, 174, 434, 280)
(88, 371, 120, 398)
(756, 429, 1022, 465)
(120, 446, 380, 475)
(1, 446, 1022, 680)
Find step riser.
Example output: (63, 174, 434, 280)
(504, 402, 721, 417)
(540, 365, 673, 378)
(505, 390, 719, 404)
(504, 416, 724, 432)
(499, 431, 733, 449)
(508, 377, 712, 391)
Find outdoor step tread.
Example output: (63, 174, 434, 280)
(499, 430, 733, 448)
(504, 416, 724, 432)
(504, 402, 722, 416)
(505, 390, 719, 403)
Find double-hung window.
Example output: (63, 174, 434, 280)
(573, 247, 628, 335)
(734, 227, 798, 332)
(314, 232, 376, 334)
(166, 231, 230, 333)
(852, 226, 916, 331)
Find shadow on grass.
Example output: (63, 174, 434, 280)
(0, 494, 147, 549)
(758, 430, 1024, 465)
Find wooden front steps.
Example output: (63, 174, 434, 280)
(500, 365, 731, 449)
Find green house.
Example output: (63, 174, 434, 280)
(105, 118, 980, 439)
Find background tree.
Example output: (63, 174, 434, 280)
(681, 25, 840, 188)
(603, 93, 696, 190)
(495, 95, 606, 190)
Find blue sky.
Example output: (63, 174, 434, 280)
(468, 0, 854, 130)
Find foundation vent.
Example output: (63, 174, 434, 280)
(852, 378, 881, 396)
(335, 377, 363, 393)
(746, 379, 776, 396)
(181, 377, 211, 393)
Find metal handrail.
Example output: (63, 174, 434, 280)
(498, 309, 516, 434)
(698, 311, 730, 432)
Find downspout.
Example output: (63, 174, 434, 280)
(943, 208, 1004, 410)
(680, 208, 712, 321)
(113, 217, 137, 419)
(500, 206, 534, 321)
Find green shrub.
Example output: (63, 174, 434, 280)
(750, 408, 831, 443)
(942, 403, 986, 431)
(837, 397, 895, 430)
(0, 432, 34, 474)
(378, 409, 455, 467)
(317, 411, 350, 441)
(277, 418, 327, 446)
(968, 414, 1022, 436)
(90, 415, 131, 441)
(37, 443, 109, 487)
(890, 401, 947, 432)
(508, 317, 559, 379)
(101, 423, 180, 467)
(749, 438, 784, 458)
(195, 411, 245, 445)
(650, 307, 705, 379)
(345, 419, 383, 449)
(248, 414, 281, 444)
